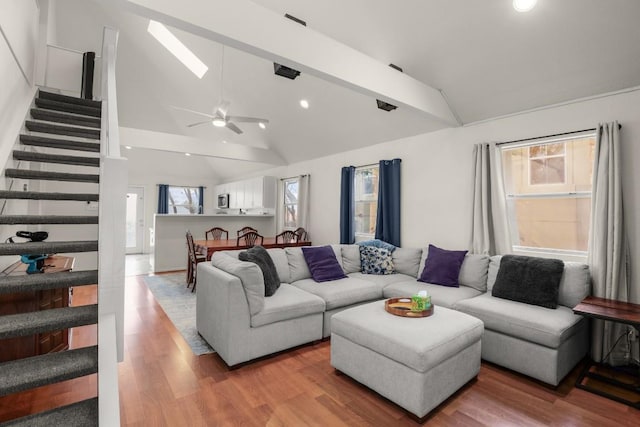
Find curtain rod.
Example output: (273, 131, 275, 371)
(156, 184, 207, 188)
(356, 163, 378, 169)
(280, 174, 309, 181)
(497, 124, 622, 146)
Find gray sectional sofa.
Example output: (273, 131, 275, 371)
(196, 244, 590, 386)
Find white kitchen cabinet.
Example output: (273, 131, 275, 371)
(216, 176, 277, 209)
(235, 180, 245, 209)
(249, 177, 261, 208)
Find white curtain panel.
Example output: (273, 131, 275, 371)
(587, 121, 631, 364)
(470, 143, 511, 255)
(276, 183, 284, 234)
(297, 174, 310, 236)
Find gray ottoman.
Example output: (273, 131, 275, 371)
(330, 300, 484, 419)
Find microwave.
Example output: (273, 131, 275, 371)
(217, 193, 230, 209)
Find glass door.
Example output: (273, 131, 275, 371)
(126, 186, 145, 254)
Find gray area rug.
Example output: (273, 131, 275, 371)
(143, 273, 214, 355)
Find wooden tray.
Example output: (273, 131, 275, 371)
(385, 297, 434, 318)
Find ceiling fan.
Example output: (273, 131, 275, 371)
(174, 46, 269, 135)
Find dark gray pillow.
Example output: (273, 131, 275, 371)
(239, 245, 281, 296)
(491, 255, 564, 309)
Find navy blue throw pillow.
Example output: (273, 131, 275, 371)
(302, 246, 347, 282)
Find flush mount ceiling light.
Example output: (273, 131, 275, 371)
(147, 20, 208, 78)
(258, 122, 266, 129)
(300, 99, 309, 109)
(513, 0, 537, 12)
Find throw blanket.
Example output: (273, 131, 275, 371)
(492, 255, 564, 309)
(239, 245, 281, 296)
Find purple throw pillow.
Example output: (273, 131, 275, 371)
(418, 244, 468, 287)
(302, 246, 347, 282)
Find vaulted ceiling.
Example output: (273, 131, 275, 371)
(53, 0, 640, 179)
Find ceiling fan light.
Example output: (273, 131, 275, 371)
(513, 0, 537, 12)
(258, 122, 266, 129)
(212, 118, 226, 127)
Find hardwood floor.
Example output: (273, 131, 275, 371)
(1, 274, 638, 425)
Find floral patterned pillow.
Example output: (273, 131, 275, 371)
(359, 245, 395, 275)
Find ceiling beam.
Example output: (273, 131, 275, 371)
(119, 127, 287, 165)
(119, 0, 460, 126)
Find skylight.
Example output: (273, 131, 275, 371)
(147, 20, 208, 79)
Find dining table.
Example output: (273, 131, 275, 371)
(194, 237, 312, 261)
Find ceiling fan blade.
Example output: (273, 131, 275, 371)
(225, 122, 244, 134)
(187, 120, 212, 128)
(170, 105, 217, 119)
(226, 116, 269, 124)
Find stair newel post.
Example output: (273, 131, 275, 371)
(81, 52, 95, 100)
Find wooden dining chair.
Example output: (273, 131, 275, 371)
(294, 227, 308, 241)
(186, 230, 206, 292)
(237, 231, 264, 247)
(237, 226, 257, 237)
(205, 227, 228, 240)
(276, 230, 298, 243)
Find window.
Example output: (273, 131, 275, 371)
(529, 142, 566, 185)
(168, 186, 201, 214)
(283, 178, 299, 229)
(354, 165, 379, 238)
(501, 134, 595, 256)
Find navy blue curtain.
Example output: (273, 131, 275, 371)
(375, 158, 401, 247)
(340, 166, 356, 244)
(157, 184, 169, 214)
(198, 186, 204, 214)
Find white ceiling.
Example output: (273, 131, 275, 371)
(53, 0, 640, 179)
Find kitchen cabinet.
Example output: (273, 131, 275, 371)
(215, 176, 277, 210)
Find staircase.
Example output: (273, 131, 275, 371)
(0, 90, 102, 425)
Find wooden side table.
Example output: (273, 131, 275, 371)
(0, 256, 75, 363)
(573, 296, 640, 409)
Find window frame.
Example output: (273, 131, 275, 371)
(353, 164, 379, 240)
(282, 177, 300, 230)
(527, 142, 567, 186)
(500, 132, 596, 260)
(167, 185, 202, 215)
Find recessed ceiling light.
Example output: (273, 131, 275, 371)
(147, 20, 208, 78)
(125, 146, 132, 150)
(212, 118, 226, 127)
(513, 0, 537, 12)
(185, 153, 191, 156)
(258, 122, 266, 129)
(300, 99, 309, 109)
(222, 140, 228, 144)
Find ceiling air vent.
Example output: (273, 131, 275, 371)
(274, 14, 306, 80)
(376, 64, 402, 111)
(376, 99, 398, 112)
(273, 63, 301, 80)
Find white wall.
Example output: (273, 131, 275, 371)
(257, 88, 640, 303)
(0, 0, 38, 171)
(125, 148, 221, 253)
(0, 1, 40, 271)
